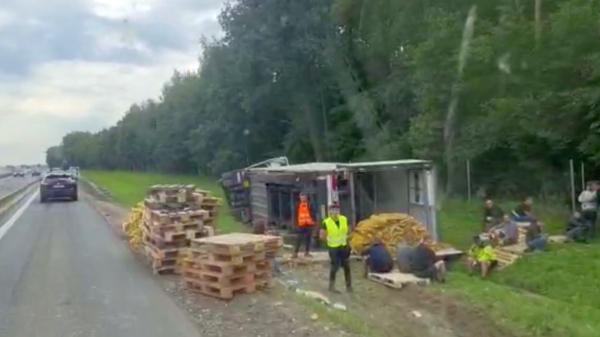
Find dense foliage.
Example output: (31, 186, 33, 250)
(47, 0, 600, 197)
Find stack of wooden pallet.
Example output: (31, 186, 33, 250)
(182, 233, 283, 299)
(142, 184, 221, 274)
(192, 189, 221, 228)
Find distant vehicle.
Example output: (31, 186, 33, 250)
(13, 171, 25, 177)
(40, 171, 78, 203)
(68, 166, 80, 180)
(31, 170, 41, 177)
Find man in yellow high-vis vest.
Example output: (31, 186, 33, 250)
(319, 203, 352, 293)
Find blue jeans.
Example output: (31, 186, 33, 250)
(512, 214, 534, 222)
(527, 236, 547, 251)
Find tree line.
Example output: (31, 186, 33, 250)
(46, 0, 600, 197)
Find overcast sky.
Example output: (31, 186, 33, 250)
(0, 0, 224, 166)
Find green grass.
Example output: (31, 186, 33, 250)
(84, 170, 600, 336)
(439, 198, 600, 337)
(439, 198, 567, 250)
(83, 170, 244, 233)
(439, 273, 600, 337)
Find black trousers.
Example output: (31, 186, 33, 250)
(582, 210, 597, 238)
(329, 246, 351, 287)
(294, 226, 313, 254)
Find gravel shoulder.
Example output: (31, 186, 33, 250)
(85, 189, 360, 337)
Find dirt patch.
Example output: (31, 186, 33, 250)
(83, 190, 358, 337)
(289, 263, 515, 337)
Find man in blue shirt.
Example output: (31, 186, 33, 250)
(362, 239, 394, 277)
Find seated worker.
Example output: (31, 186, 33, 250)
(362, 240, 394, 277)
(409, 239, 446, 282)
(524, 221, 548, 252)
(467, 235, 496, 278)
(396, 243, 415, 273)
(489, 214, 519, 246)
(511, 196, 537, 223)
(565, 212, 589, 243)
(483, 199, 504, 231)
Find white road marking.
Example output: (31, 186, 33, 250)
(0, 190, 39, 242)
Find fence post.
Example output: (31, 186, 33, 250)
(581, 162, 585, 191)
(466, 159, 472, 202)
(570, 159, 576, 213)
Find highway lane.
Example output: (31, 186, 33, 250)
(0, 190, 201, 337)
(0, 176, 37, 199)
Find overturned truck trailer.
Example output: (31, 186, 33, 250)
(219, 157, 290, 225)
(221, 158, 440, 241)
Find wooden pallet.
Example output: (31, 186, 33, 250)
(144, 241, 180, 259)
(368, 271, 430, 289)
(146, 209, 209, 226)
(153, 266, 180, 275)
(184, 279, 254, 299)
(191, 233, 283, 256)
(149, 256, 177, 269)
(494, 244, 526, 268)
(183, 272, 271, 299)
(144, 221, 205, 236)
(183, 258, 270, 276)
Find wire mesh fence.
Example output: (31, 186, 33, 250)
(450, 159, 588, 212)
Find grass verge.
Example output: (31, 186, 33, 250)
(438, 198, 600, 337)
(83, 170, 244, 233)
(84, 170, 599, 337)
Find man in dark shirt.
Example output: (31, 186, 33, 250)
(565, 212, 589, 243)
(483, 199, 504, 231)
(524, 221, 548, 252)
(409, 239, 446, 282)
(512, 196, 536, 222)
(362, 240, 394, 277)
(396, 243, 415, 273)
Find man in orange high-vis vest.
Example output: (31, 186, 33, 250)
(293, 192, 317, 258)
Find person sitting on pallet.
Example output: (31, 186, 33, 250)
(409, 238, 446, 283)
(524, 221, 548, 252)
(396, 242, 416, 273)
(361, 239, 394, 277)
(488, 214, 519, 246)
(293, 192, 318, 258)
(565, 211, 590, 243)
(467, 235, 496, 278)
(511, 196, 538, 223)
(483, 199, 504, 232)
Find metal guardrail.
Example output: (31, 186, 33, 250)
(0, 180, 38, 212)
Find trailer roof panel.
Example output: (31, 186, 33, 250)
(338, 159, 431, 169)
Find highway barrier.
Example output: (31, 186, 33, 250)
(0, 180, 38, 216)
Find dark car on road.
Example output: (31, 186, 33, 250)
(13, 170, 25, 177)
(40, 171, 78, 203)
(31, 170, 41, 177)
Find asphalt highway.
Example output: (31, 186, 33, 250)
(0, 188, 202, 337)
(0, 176, 36, 199)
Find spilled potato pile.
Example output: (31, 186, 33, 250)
(349, 213, 448, 254)
(122, 201, 144, 249)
